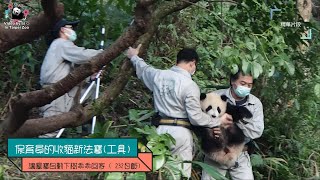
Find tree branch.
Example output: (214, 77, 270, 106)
(138, 0, 158, 6)
(1, 0, 152, 136)
(4, 0, 201, 137)
(297, 0, 312, 22)
(11, 106, 84, 137)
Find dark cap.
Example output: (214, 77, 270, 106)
(53, 18, 79, 31)
(51, 18, 79, 38)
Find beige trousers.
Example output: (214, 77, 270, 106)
(156, 125, 193, 178)
(39, 87, 78, 138)
(201, 151, 254, 180)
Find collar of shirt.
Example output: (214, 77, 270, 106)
(170, 66, 191, 79)
(225, 88, 256, 106)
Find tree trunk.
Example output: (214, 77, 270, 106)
(297, 0, 312, 22)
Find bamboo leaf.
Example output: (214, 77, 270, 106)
(126, 173, 146, 180)
(284, 61, 295, 76)
(153, 154, 166, 171)
(192, 161, 228, 180)
(268, 65, 275, 77)
(315, 84, 320, 98)
(105, 172, 124, 180)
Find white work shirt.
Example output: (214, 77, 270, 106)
(215, 88, 264, 139)
(130, 55, 220, 128)
(40, 38, 102, 85)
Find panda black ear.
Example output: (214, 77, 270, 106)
(221, 95, 228, 102)
(200, 93, 206, 100)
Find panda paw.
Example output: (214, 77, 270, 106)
(238, 106, 253, 119)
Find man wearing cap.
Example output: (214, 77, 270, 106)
(39, 19, 103, 137)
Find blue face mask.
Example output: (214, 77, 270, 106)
(233, 85, 251, 98)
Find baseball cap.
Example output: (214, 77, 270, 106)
(52, 18, 80, 38)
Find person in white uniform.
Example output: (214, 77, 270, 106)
(39, 19, 103, 137)
(201, 70, 264, 180)
(126, 44, 233, 179)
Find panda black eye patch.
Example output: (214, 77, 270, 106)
(206, 105, 212, 112)
(217, 107, 221, 114)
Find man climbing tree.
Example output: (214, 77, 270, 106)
(39, 18, 102, 137)
(0, 0, 202, 137)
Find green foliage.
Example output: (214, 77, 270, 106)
(104, 172, 123, 180)
(153, 154, 166, 171)
(103, 172, 146, 180)
(0, 165, 4, 180)
(106, 0, 135, 15)
(250, 154, 264, 168)
(88, 120, 118, 138)
(131, 125, 191, 179)
(251, 154, 291, 180)
(192, 161, 227, 180)
(128, 109, 155, 126)
(131, 125, 175, 156)
(259, 63, 320, 179)
(62, 0, 133, 48)
(150, 0, 315, 94)
(159, 156, 186, 180)
(315, 83, 320, 98)
(0, 164, 9, 180)
(1, 44, 41, 94)
(125, 172, 146, 180)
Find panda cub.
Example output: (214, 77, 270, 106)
(194, 92, 252, 168)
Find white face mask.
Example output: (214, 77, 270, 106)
(63, 28, 77, 42)
(190, 62, 196, 75)
(190, 69, 196, 75)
